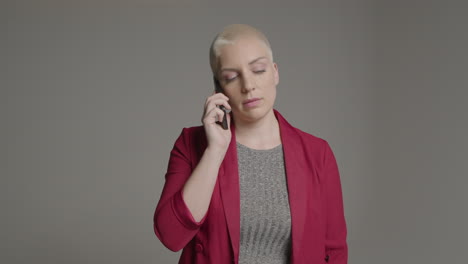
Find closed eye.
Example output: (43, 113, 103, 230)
(225, 76, 237, 82)
(225, 70, 266, 83)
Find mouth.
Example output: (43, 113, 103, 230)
(242, 97, 262, 108)
(243, 97, 261, 104)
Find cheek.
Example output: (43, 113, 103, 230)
(266, 82, 277, 101)
(264, 71, 276, 85)
(269, 88, 277, 100)
(265, 74, 277, 90)
(224, 92, 241, 107)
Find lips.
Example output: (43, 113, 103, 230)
(242, 97, 261, 105)
(242, 97, 262, 108)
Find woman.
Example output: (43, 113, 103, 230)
(153, 24, 347, 264)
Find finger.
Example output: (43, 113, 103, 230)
(206, 92, 229, 103)
(205, 98, 232, 112)
(226, 112, 232, 127)
(203, 107, 225, 125)
(205, 96, 229, 112)
(216, 109, 224, 125)
(203, 94, 230, 124)
(205, 95, 229, 109)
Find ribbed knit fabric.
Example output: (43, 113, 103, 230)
(236, 141, 292, 264)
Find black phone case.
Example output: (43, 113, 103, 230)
(213, 77, 228, 130)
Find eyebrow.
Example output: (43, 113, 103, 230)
(220, 56, 268, 72)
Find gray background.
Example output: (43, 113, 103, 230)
(4, 0, 467, 263)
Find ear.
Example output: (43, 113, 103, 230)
(273, 62, 279, 86)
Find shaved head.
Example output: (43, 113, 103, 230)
(209, 24, 273, 78)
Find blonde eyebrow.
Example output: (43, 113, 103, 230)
(220, 56, 268, 72)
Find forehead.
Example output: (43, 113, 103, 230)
(218, 36, 270, 69)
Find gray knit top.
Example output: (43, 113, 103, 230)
(236, 141, 292, 264)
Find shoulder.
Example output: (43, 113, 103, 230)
(290, 124, 332, 162)
(276, 109, 329, 150)
(292, 125, 327, 146)
(277, 112, 337, 175)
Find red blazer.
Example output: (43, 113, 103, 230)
(153, 109, 347, 264)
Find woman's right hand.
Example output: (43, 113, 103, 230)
(201, 92, 232, 154)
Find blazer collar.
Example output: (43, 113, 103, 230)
(218, 109, 309, 263)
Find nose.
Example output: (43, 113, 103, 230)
(241, 72, 256, 93)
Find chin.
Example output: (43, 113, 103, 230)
(239, 105, 273, 122)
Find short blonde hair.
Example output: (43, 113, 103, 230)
(209, 24, 273, 78)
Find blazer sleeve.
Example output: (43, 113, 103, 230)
(153, 128, 208, 252)
(323, 141, 348, 264)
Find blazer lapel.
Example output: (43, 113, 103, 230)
(274, 109, 308, 263)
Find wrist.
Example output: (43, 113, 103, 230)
(204, 146, 227, 164)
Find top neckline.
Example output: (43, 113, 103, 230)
(236, 141, 283, 152)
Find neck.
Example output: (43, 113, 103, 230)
(234, 109, 281, 149)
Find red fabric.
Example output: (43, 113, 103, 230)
(153, 109, 348, 264)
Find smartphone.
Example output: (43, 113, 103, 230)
(213, 76, 228, 130)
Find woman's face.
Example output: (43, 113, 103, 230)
(217, 35, 279, 123)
